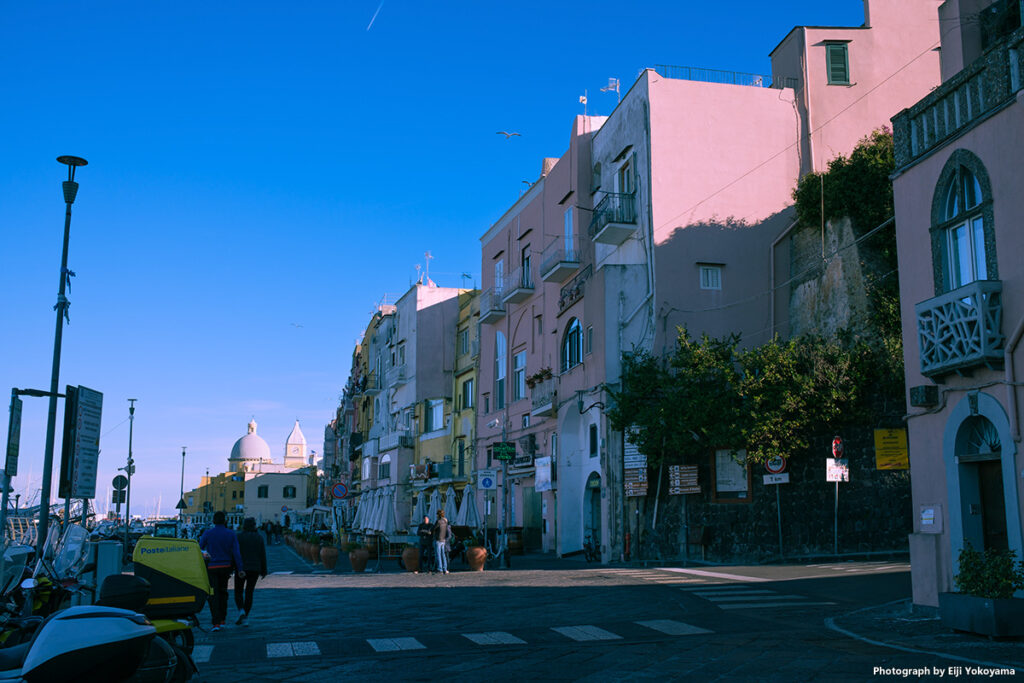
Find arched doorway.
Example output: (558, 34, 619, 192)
(584, 472, 601, 553)
(954, 416, 1008, 551)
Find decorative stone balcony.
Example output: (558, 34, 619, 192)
(501, 266, 534, 305)
(540, 243, 580, 282)
(588, 192, 637, 245)
(893, 28, 1024, 170)
(385, 364, 408, 386)
(479, 287, 506, 324)
(916, 280, 1004, 378)
(363, 374, 381, 395)
(379, 430, 414, 452)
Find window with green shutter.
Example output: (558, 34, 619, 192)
(826, 43, 849, 85)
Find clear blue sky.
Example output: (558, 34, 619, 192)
(0, 1, 867, 517)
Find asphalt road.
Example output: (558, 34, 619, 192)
(190, 549, 939, 681)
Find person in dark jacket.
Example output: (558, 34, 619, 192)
(199, 511, 245, 631)
(432, 509, 453, 574)
(416, 515, 433, 574)
(234, 517, 267, 625)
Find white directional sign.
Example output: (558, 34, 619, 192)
(763, 473, 790, 485)
(826, 458, 849, 483)
(69, 386, 103, 499)
(479, 469, 498, 490)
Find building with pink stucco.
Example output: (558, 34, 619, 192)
(891, 0, 1024, 608)
(477, 0, 944, 563)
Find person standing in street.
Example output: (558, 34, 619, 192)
(416, 514, 433, 574)
(234, 517, 267, 626)
(200, 510, 245, 631)
(433, 509, 453, 575)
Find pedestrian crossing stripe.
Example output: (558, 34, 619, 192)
(267, 642, 321, 657)
(636, 620, 711, 636)
(367, 637, 426, 652)
(463, 631, 527, 645)
(552, 625, 623, 641)
(717, 601, 836, 610)
(192, 645, 214, 663)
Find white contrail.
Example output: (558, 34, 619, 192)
(367, 1, 383, 31)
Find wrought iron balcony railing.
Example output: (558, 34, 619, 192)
(480, 287, 506, 324)
(588, 192, 637, 244)
(653, 64, 798, 90)
(916, 279, 1004, 378)
(540, 243, 581, 282)
(501, 266, 535, 304)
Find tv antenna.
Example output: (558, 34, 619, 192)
(601, 77, 621, 103)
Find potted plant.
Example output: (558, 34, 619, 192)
(939, 545, 1024, 637)
(320, 536, 339, 570)
(345, 542, 369, 573)
(464, 537, 487, 571)
(401, 544, 420, 573)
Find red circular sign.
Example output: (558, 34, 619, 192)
(765, 457, 786, 474)
(832, 436, 844, 459)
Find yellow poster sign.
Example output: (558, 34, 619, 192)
(874, 429, 909, 470)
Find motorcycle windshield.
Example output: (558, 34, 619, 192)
(53, 525, 90, 578)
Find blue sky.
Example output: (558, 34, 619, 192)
(0, 1, 867, 517)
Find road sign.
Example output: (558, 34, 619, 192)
(175, 498, 187, 510)
(59, 385, 103, 500)
(493, 442, 516, 461)
(624, 454, 648, 469)
(112, 490, 126, 504)
(832, 436, 844, 459)
(331, 482, 349, 499)
(765, 457, 786, 474)
(112, 475, 128, 491)
(763, 473, 790, 485)
(826, 458, 849, 482)
(5, 395, 22, 477)
(668, 464, 700, 495)
(281, 505, 289, 512)
(479, 469, 498, 490)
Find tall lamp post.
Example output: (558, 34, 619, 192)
(179, 446, 186, 525)
(121, 399, 136, 560)
(37, 155, 88, 551)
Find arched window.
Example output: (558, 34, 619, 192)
(379, 454, 391, 480)
(561, 318, 583, 372)
(495, 331, 507, 410)
(931, 151, 995, 293)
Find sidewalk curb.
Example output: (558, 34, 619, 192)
(825, 601, 1024, 673)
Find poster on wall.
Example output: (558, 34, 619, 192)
(874, 428, 909, 470)
(534, 456, 553, 492)
(714, 449, 748, 499)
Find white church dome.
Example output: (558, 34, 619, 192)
(229, 419, 272, 470)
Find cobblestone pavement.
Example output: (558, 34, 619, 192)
(190, 544, 1021, 681)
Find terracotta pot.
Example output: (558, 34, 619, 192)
(349, 548, 369, 572)
(320, 546, 339, 570)
(402, 547, 420, 572)
(310, 543, 322, 564)
(466, 546, 487, 571)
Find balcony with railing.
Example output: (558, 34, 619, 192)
(479, 287, 506, 324)
(653, 64, 799, 90)
(501, 266, 535, 305)
(530, 378, 556, 417)
(379, 430, 414, 452)
(589, 192, 637, 245)
(455, 349, 476, 374)
(363, 373, 381, 395)
(893, 28, 1024, 170)
(541, 241, 581, 283)
(916, 280, 1004, 378)
(385, 363, 408, 386)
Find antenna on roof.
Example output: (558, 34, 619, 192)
(424, 251, 433, 283)
(579, 90, 588, 116)
(601, 77, 621, 103)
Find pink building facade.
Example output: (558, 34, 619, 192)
(892, 0, 1024, 607)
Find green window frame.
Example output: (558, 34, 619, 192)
(826, 43, 849, 85)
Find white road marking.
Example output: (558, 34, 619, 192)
(367, 637, 426, 652)
(266, 641, 321, 657)
(270, 571, 294, 575)
(192, 645, 214, 663)
(717, 601, 836, 610)
(463, 631, 527, 645)
(636, 619, 711, 636)
(552, 625, 622, 641)
(690, 589, 777, 597)
(658, 568, 769, 582)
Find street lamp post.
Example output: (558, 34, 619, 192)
(37, 155, 87, 551)
(122, 399, 136, 560)
(179, 446, 186, 524)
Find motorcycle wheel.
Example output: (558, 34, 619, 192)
(162, 627, 195, 655)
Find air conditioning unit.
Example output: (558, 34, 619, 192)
(519, 433, 537, 454)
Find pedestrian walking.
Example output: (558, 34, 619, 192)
(416, 515, 433, 574)
(234, 517, 267, 626)
(199, 510, 245, 631)
(433, 509, 453, 574)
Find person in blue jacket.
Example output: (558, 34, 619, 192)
(200, 511, 245, 631)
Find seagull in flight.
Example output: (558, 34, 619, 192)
(496, 131, 521, 139)
(290, 323, 304, 328)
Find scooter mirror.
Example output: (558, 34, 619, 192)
(20, 578, 37, 590)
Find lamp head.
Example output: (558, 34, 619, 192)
(56, 155, 88, 182)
